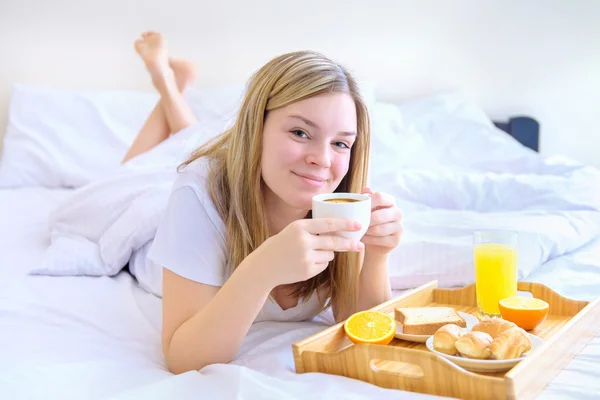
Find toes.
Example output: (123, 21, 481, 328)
(134, 39, 145, 53)
(144, 31, 161, 39)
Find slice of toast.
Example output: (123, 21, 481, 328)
(394, 307, 466, 335)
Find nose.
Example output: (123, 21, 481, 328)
(306, 141, 331, 168)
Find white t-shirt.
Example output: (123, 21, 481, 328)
(147, 158, 323, 323)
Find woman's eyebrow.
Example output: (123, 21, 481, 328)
(288, 115, 319, 129)
(288, 115, 356, 136)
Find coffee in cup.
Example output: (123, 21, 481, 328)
(323, 198, 360, 204)
(312, 193, 371, 242)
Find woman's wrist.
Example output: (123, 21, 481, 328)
(362, 251, 389, 271)
(236, 250, 279, 293)
(357, 251, 392, 310)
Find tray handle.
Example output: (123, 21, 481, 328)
(348, 344, 503, 395)
(517, 281, 588, 316)
(367, 345, 436, 379)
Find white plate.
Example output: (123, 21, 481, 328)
(425, 333, 544, 373)
(394, 312, 479, 343)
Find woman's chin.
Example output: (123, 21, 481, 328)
(279, 186, 335, 211)
(282, 194, 314, 211)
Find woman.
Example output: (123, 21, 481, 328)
(127, 32, 403, 374)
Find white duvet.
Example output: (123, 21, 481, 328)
(31, 100, 600, 297)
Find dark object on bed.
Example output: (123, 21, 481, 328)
(493, 116, 540, 152)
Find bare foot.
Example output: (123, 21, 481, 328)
(169, 58, 197, 92)
(134, 32, 171, 84)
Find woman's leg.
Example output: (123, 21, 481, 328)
(121, 32, 199, 164)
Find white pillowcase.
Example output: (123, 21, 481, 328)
(370, 91, 541, 175)
(0, 83, 244, 188)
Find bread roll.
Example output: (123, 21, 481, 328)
(455, 331, 493, 359)
(433, 324, 465, 355)
(471, 319, 517, 339)
(491, 327, 532, 360)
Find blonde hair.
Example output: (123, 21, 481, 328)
(180, 51, 370, 319)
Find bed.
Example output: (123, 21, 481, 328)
(1, 86, 600, 400)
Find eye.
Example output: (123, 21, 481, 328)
(334, 141, 351, 149)
(291, 129, 308, 138)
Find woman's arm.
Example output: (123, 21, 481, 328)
(162, 260, 271, 374)
(357, 252, 392, 311)
(333, 252, 392, 322)
(162, 217, 361, 374)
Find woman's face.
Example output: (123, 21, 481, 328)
(261, 92, 358, 210)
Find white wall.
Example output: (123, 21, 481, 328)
(1, 0, 599, 166)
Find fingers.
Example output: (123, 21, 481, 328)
(361, 232, 401, 248)
(369, 207, 402, 227)
(313, 234, 364, 252)
(362, 195, 403, 250)
(370, 191, 396, 210)
(313, 262, 331, 273)
(313, 250, 336, 264)
(361, 187, 374, 195)
(365, 221, 402, 237)
(303, 218, 361, 235)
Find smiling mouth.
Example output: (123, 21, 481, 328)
(293, 172, 327, 182)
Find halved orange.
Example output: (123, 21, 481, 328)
(344, 311, 396, 345)
(499, 296, 549, 331)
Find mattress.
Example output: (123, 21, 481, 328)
(1, 187, 599, 400)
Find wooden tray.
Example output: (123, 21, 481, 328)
(293, 281, 600, 400)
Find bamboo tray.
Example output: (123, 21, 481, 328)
(293, 281, 600, 400)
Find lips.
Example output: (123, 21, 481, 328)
(294, 172, 326, 182)
(292, 171, 328, 187)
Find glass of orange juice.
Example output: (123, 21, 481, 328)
(473, 230, 519, 318)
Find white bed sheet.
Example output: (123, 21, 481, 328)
(0, 188, 169, 399)
(0, 188, 66, 281)
(1, 188, 599, 400)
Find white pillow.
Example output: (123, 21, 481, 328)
(0, 83, 244, 188)
(391, 91, 541, 173)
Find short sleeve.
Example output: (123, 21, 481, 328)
(147, 186, 227, 287)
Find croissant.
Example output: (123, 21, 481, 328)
(471, 318, 517, 339)
(491, 327, 532, 360)
(455, 331, 493, 359)
(433, 324, 465, 355)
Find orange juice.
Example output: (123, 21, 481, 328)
(474, 243, 518, 316)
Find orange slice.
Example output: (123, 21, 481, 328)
(499, 296, 549, 331)
(344, 311, 396, 345)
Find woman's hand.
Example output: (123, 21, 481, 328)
(360, 188, 403, 255)
(251, 218, 364, 287)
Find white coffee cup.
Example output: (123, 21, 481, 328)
(312, 193, 371, 242)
